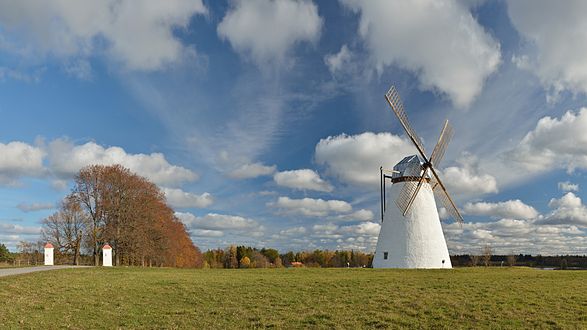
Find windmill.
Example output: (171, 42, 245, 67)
(373, 85, 463, 269)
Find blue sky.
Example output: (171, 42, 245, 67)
(1, 0, 586, 255)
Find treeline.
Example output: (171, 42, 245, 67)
(42, 165, 202, 268)
(0, 243, 17, 263)
(203, 246, 373, 268)
(0, 241, 47, 266)
(451, 254, 587, 269)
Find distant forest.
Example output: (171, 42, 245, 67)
(204, 248, 587, 269)
(2, 242, 586, 269)
(451, 254, 587, 269)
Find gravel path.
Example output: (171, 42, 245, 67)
(0, 265, 92, 278)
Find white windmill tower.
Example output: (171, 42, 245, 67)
(373, 86, 463, 269)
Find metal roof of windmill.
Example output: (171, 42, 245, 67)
(392, 155, 429, 179)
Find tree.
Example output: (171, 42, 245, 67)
(73, 165, 107, 266)
(482, 245, 492, 267)
(226, 245, 238, 269)
(252, 251, 269, 268)
(204, 249, 225, 268)
(507, 254, 516, 267)
(16, 241, 41, 265)
(68, 164, 202, 268)
(469, 255, 480, 267)
(240, 256, 251, 268)
(261, 248, 279, 263)
(0, 243, 12, 262)
(42, 196, 89, 265)
(274, 256, 283, 268)
(282, 251, 295, 266)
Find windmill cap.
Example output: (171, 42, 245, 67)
(393, 155, 429, 179)
(103, 244, 112, 249)
(44, 243, 54, 249)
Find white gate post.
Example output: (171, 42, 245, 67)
(44, 243, 54, 266)
(102, 244, 112, 267)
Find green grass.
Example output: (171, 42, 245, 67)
(1, 267, 585, 329)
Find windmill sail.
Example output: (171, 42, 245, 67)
(428, 165, 464, 223)
(396, 180, 418, 215)
(430, 120, 454, 168)
(434, 185, 464, 223)
(385, 86, 427, 158)
(384, 85, 463, 224)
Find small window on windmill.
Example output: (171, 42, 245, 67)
(383, 252, 388, 260)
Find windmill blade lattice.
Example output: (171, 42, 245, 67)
(430, 120, 454, 168)
(428, 167, 464, 224)
(396, 180, 419, 216)
(434, 187, 464, 224)
(402, 173, 428, 216)
(385, 86, 426, 157)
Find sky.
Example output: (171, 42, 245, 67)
(0, 0, 586, 255)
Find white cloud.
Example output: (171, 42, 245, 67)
(279, 226, 307, 236)
(162, 188, 213, 209)
(270, 196, 352, 217)
(324, 44, 352, 74)
(438, 207, 450, 220)
(540, 192, 587, 226)
(273, 169, 333, 192)
(0, 66, 43, 83)
(176, 212, 262, 231)
(0, 139, 200, 191)
(217, 0, 322, 65)
(0, 139, 199, 189)
(271, 220, 382, 251)
(548, 193, 582, 209)
(463, 200, 538, 220)
(308, 221, 380, 250)
(510, 109, 587, 174)
(0, 141, 45, 185)
(441, 153, 498, 197)
(0, 0, 207, 71)
(444, 218, 586, 255)
(339, 221, 381, 236)
(312, 223, 338, 233)
(190, 229, 224, 238)
(63, 59, 92, 80)
(315, 132, 416, 187)
(558, 181, 579, 193)
(340, 0, 501, 107)
(507, 1, 587, 99)
(312, 223, 340, 237)
(16, 202, 55, 213)
(0, 223, 41, 235)
(335, 209, 374, 222)
(228, 162, 276, 179)
(442, 166, 498, 196)
(46, 139, 198, 187)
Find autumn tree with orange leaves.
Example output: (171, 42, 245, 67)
(43, 164, 202, 268)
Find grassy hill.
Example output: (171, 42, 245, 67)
(1, 267, 585, 328)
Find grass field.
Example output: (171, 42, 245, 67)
(0, 267, 585, 329)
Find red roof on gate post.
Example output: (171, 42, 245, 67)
(44, 243, 53, 249)
(103, 244, 112, 249)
